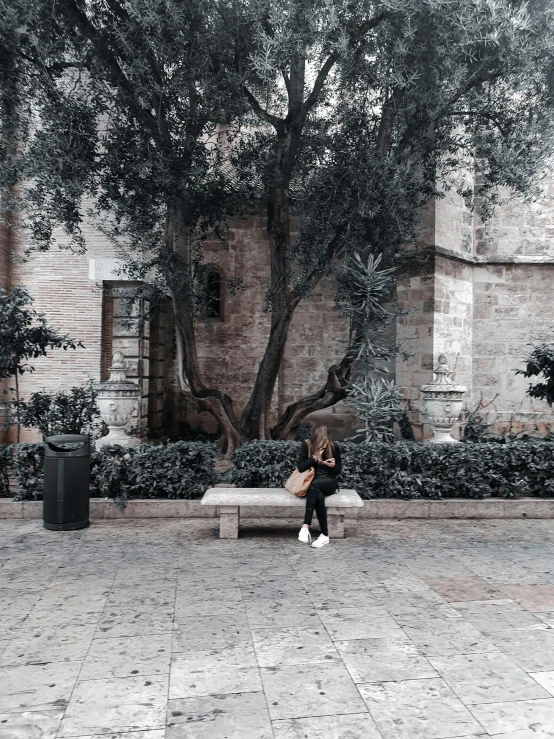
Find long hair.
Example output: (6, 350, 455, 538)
(309, 425, 333, 459)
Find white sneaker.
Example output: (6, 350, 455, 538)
(311, 534, 330, 549)
(298, 527, 312, 544)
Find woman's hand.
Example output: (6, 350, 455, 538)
(323, 458, 336, 468)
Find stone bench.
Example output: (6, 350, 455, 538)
(201, 487, 363, 539)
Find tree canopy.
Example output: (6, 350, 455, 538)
(2, 0, 554, 451)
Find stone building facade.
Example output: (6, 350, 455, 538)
(1, 180, 554, 443)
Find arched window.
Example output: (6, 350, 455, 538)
(206, 268, 222, 319)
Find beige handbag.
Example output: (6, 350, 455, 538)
(285, 441, 315, 498)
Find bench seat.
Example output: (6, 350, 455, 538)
(201, 487, 363, 539)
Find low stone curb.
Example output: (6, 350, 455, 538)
(2, 497, 554, 520)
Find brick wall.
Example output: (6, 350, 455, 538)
(396, 178, 554, 439)
(5, 216, 115, 442)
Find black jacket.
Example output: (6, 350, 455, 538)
(297, 440, 343, 479)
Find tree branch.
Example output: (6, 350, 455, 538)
(447, 110, 508, 137)
(303, 52, 338, 111)
(435, 65, 503, 122)
(102, 0, 164, 90)
(271, 354, 355, 439)
(281, 68, 292, 99)
(59, 0, 160, 135)
(242, 84, 283, 129)
(302, 11, 389, 115)
(291, 223, 347, 303)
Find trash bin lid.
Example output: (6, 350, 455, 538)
(44, 434, 90, 456)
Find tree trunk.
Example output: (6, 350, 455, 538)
(168, 48, 351, 450)
(165, 206, 244, 456)
(271, 354, 355, 439)
(14, 371, 20, 444)
(239, 100, 305, 438)
(240, 303, 298, 439)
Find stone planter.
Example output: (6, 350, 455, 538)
(95, 352, 139, 449)
(420, 354, 467, 443)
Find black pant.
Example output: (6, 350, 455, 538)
(303, 476, 338, 536)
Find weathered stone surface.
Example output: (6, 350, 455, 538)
(201, 487, 363, 508)
(0, 501, 23, 519)
(3, 496, 554, 520)
(103, 499, 216, 519)
(327, 510, 344, 539)
(3, 517, 554, 735)
(427, 499, 504, 519)
(219, 505, 240, 538)
(361, 499, 430, 519)
(21, 501, 41, 519)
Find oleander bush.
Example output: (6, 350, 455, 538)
(224, 436, 554, 500)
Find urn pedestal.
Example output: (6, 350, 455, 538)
(95, 352, 140, 449)
(420, 355, 467, 443)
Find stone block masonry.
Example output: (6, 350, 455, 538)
(395, 181, 554, 439)
(1, 174, 554, 441)
(472, 263, 554, 432)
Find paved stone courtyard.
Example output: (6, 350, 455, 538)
(3, 518, 554, 738)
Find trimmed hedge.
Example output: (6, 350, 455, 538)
(13, 443, 44, 501)
(90, 441, 217, 506)
(224, 437, 554, 499)
(0, 441, 217, 505)
(0, 444, 12, 497)
(2, 436, 554, 504)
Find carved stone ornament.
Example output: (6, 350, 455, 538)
(420, 354, 467, 443)
(95, 352, 139, 448)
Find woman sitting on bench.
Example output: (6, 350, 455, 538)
(297, 425, 342, 548)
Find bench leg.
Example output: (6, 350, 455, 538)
(327, 509, 344, 539)
(219, 506, 240, 539)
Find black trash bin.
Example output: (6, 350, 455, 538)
(43, 434, 91, 531)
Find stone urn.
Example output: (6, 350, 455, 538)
(95, 352, 140, 448)
(420, 354, 467, 443)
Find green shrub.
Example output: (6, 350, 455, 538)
(0, 444, 12, 497)
(7, 440, 216, 506)
(91, 441, 217, 507)
(12, 443, 44, 501)
(8, 380, 103, 437)
(130, 442, 216, 499)
(90, 444, 133, 507)
(516, 334, 554, 407)
(224, 437, 554, 499)
(225, 440, 298, 488)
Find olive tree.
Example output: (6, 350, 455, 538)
(2, 0, 554, 451)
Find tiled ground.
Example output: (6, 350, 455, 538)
(2, 518, 554, 738)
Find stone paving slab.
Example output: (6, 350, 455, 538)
(3, 518, 554, 737)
